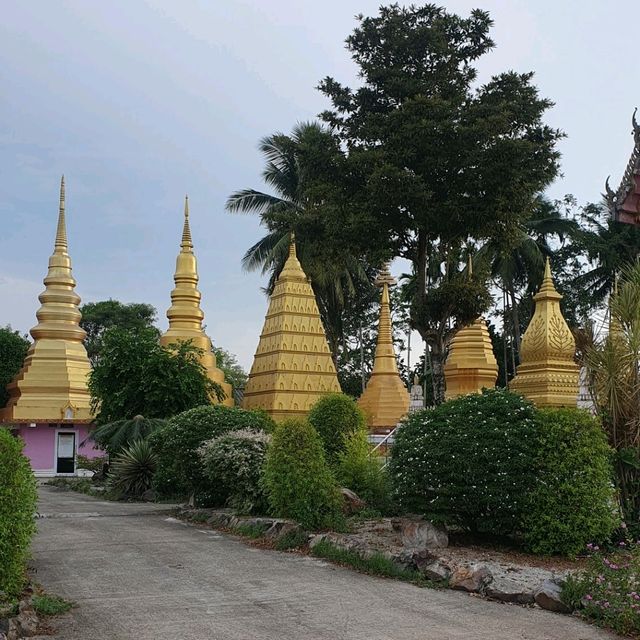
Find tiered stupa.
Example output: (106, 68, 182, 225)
(1, 177, 93, 423)
(357, 265, 409, 432)
(242, 232, 340, 421)
(1, 178, 101, 476)
(510, 259, 579, 407)
(443, 260, 498, 399)
(606, 108, 640, 226)
(160, 197, 233, 406)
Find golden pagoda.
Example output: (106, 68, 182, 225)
(358, 264, 409, 431)
(159, 196, 233, 406)
(444, 258, 498, 399)
(1, 176, 93, 423)
(510, 259, 579, 407)
(242, 232, 340, 421)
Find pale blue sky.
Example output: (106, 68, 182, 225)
(1, 0, 637, 368)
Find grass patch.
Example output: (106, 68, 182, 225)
(233, 523, 268, 539)
(310, 540, 437, 587)
(274, 529, 308, 551)
(32, 594, 73, 616)
(186, 511, 210, 523)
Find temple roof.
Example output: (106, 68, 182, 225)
(606, 108, 640, 226)
(242, 233, 341, 421)
(159, 197, 233, 405)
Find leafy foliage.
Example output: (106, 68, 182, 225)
(79, 299, 157, 364)
(263, 419, 343, 530)
(150, 405, 274, 505)
(108, 439, 157, 498)
(390, 388, 537, 535)
(211, 346, 248, 400)
(0, 429, 37, 597)
(89, 415, 167, 456)
(308, 393, 367, 464)
(199, 429, 271, 514)
(336, 428, 391, 513)
(0, 326, 29, 408)
(32, 594, 74, 616)
(524, 408, 619, 556)
(88, 327, 223, 424)
(562, 542, 640, 636)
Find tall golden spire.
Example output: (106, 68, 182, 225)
(510, 258, 579, 406)
(159, 197, 233, 406)
(444, 255, 498, 399)
(243, 231, 341, 421)
(358, 263, 409, 431)
(1, 177, 93, 423)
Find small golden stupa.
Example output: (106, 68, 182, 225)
(1, 177, 93, 423)
(358, 264, 409, 431)
(444, 258, 498, 399)
(242, 232, 340, 421)
(159, 197, 233, 406)
(510, 259, 579, 407)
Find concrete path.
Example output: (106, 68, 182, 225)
(32, 486, 614, 640)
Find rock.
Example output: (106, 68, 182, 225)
(419, 559, 451, 582)
(309, 534, 328, 549)
(340, 488, 366, 514)
(486, 575, 534, 604)
(449, 564, 493, 593)
(141, 489, 156, 502)
(534, 579, 571, 613)
(400, 520, 448, 551)
(264, 520, 302, 541)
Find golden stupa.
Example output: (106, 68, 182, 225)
(357, 264, 409, 431)
(242, 232, 340, 421)
(510, 259, 579, 407)
(444, 258, 498, 399)
(159, 196, 233, 406)
(1, 177, 93, 423)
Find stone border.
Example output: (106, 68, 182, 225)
(176, 508, 572, 614)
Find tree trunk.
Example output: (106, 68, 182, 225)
(508, 284, 521, 360)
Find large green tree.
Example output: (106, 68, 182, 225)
(0, 327, 29, 408)
(80, 300, 157, 364)
(318, 4, 564, 402)
(88, 327, 222, 424)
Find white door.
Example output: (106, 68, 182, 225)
(56, 432, 76, 474)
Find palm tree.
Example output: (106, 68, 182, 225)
(477, 195, 578, 358)
(226, 122, 372, 362)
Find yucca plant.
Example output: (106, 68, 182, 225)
(584, 262, 640, 523)
(89, 415, 166, 455)
(108, 440, 157, 498)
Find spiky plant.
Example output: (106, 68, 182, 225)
(108, 440, 157, 498)
(89, 415, 166, 455)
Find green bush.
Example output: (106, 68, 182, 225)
(199, 429, 271, 514)
(108, 439, 157, 498)
(336, 428, 391, 512)
(90, 415, 166, 455)
(389, 388, 537, 535)
(149, 405, 274, 505)
(263, 419, 343, 530)
(308, 393, 367, 464)
(524, 408, 619, 556)
(0, 429, 37, 597)
(562, 542, 640, 636)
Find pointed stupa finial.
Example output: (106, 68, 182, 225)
(289, 230, 297, 258)
(54, 175, 68, 254)
(181, 195, 193, 250)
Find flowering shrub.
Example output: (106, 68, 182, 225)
(563, 540, 640, 635)
(524, 408, 619, 556)
(309, 393, 367, 464)
(149, 405, 275, 505)
(263, 419, 343, 530)
(389, 388, 537, 535)
(199, 429, 271, 514)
